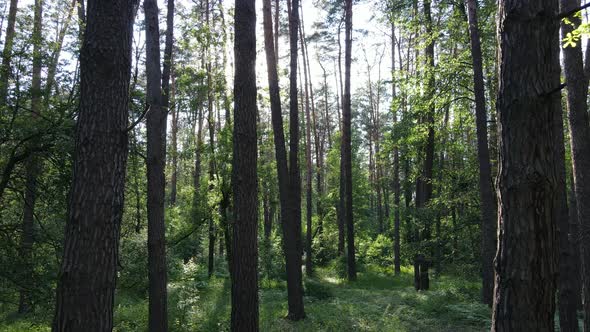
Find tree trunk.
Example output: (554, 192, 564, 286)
(568, 174, 582, 310)
(144, 0, 168, 329)
(169, 73, 178, 205)
(263, 0, 305, 319)
(45, 0, 76, 100)
(299, 13, 313, 277)
(414, 0, 435, 291)
(0, 0, 17, 104)
(17, 0, 43, 314)
(53, 1, 138, 330)
(392, 22, 401, 276)
(491, 0, 561, 329)
(342, 0, 355, 281)
(230, 0, 258, 326)
(162, 0, 176, 205)
(560, 1, 590, 330)
(464, 0, 495, 306)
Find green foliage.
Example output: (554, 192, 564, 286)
(562, 12, 588, 48)
(365, 234, 394, 267)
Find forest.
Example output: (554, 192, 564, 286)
(0, 0, 589, 330)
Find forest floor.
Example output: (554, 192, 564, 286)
(0, 265, 492, 332)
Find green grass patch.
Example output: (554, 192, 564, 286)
(1, 265, 491, 331)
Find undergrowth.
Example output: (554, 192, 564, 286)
(1, 265, 491, 332)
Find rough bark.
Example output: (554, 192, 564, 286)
(53, 0, 138, 330)
(230, 0, 259, 327)
(262, 0, 305, 319)
(144, 0, 168, 329)
(491, 0, 561, 329)
(464, 0, 495, 306)
(342, 0, 356, 281)
(560, 1, 590, 330)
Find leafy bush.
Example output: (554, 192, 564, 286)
(365, 234, 394, 267)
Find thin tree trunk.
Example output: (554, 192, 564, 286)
(318, 60, 332, 148)
(44, 0, 75, 100)
(414, 0, 435, 291)
(169, 73, 178, 205)
(53, 1, 138, 329)
(263, 0, 305, 319)
(299, 10, 313, 277)
(342, 0, 355, 281)
(230, 0, 258, 326)
(560, 1, 590, 330)
(162, 0, 176, 205)
(569, 174, 583, 310)
(464, 0, 495, 306)
(18, 0, 42, 314)
(0, 0, 17, 104)
(144, 0, 168, 329)
(491, 0, 561, 329)
(392, 21, 401, 276)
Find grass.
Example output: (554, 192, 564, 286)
(1, 265, 491, 332)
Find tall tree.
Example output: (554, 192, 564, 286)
(53, 0, 139, 329)
(414, 0, 435, 291)
(144, 0, 168, 329)
(18, 0, 43, 314)
(299, 7, 313, 277)
(0, 0, 18, 104)
(391, 21, 401, 276)
(342, 0, 356, 281)
(262, 0, 305, 319)
(464, 0, 495, 306)
(491, 0, 561, 329)
(560, 0, 590, 330)
(163, 0, 176, 205)
(230, 0, 259, 328)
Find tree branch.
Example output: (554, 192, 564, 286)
(124, 104, 150, 133)
(557, 2, 590, 20)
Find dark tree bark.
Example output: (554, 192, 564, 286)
(414, 0, 435, 291)
(568, 174, 582, 310)
(491, 0, 561, 329)
(18, 0, 43, 314)
(263, 0, 305, 319)
(230, 0, 259, 329)
(560, 1, 590, 330)
(286, 0, 305, 317)
(162, 0, 176, 205)
(342, 0, 355, 281)
(0, 0, 18, 104)
(464, 0, 496, 306)
(53, 0, 138, 330)
(144, 0, 168, 329)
